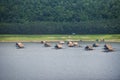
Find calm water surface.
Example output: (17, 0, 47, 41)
(0, 42, 120, 80)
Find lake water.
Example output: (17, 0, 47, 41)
(0, 42, 120, 80)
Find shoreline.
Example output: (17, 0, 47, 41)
(0, 40, 120, 43)
(0, 34, 120, 42)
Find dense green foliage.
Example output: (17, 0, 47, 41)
(0, 20, 120, 34)
(1, 0, 120, 22)
(0, 0, 120, 34)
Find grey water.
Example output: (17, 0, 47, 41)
(0, 42, 120, 80)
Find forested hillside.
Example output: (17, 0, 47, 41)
(0, 0, 120, 34)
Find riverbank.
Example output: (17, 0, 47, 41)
(0, 34, 120, 42)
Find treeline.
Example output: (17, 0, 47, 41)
(0, 0, 120, 22)
(0, 19, 120, 34)
(0, 0, 120, 34)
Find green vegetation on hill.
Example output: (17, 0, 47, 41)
(0, 0, 120, 34)
(0, 0, 120, 22)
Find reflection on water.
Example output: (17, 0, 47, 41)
(0, 42, 120, 80)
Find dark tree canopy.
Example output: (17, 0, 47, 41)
(0, 0, 120, 22)
(0, 0, 120, 34)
